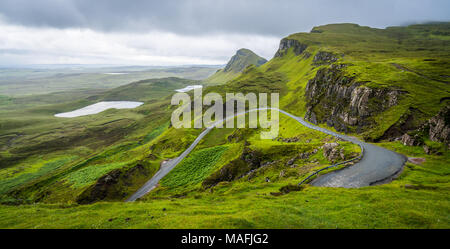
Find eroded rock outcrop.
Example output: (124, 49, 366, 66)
(428, 105, 450, 146)
(313, 51, 338, 65)
(202, 147, 263, 188)
(286, 149, 318, 166)
(399, 105, 449, 150)
(401, 133, 423, 146)
(304, 64, 403, 134)
(76, 163, 151, 204)
(379, 107, 425, 141)
(322, 143, 345, 162)
(274, 38, 308, 57)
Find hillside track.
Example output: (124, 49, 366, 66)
(126, 108, 406, 201)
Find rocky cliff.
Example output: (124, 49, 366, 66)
(304, 63, 403, 135)
(274, 38, 308, 57)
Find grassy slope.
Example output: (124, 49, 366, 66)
(202, 68, 240, 86)
(0, 77, 197, 203)
(0, 23, 448, 228)
(143, 111, 357, 198)
(160, 145, 230, 188)
(0, 147, 447, 229)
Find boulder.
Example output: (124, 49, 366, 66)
(401, 133, 422, 146)
(322, 143, 344, 162)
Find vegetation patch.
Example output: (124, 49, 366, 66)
(65, 161, 132, 188)
(161, 145, 229, 188)
(0, 157, 76, 195)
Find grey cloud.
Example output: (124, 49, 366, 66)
(0, 48, 31, 54)
(0, 0, 449, 36)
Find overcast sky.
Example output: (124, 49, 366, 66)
(0, 0, 449, 66)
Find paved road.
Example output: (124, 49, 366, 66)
(125, 126, 214, 202)
(126, 108, 406, 201)
(276, 109, 406, 188)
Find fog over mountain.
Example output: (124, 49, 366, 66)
(0, 0, 449, 66)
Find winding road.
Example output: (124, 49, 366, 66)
(126, 108, 406, 202)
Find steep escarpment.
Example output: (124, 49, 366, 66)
(304, 64, 403, 135)
(262, 23, 449, 144)
(218, 23, 449, 145)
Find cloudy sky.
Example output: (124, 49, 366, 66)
(0, 0, 449, 66)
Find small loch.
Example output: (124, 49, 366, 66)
(54, 101, 143, 118)
(175, 85, 203, 93)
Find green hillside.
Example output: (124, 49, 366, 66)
(0, 23, 449, 229)
(214, 23, 450, 142)
(203, 48, 267, 85)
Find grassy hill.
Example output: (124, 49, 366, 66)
(203, 48, 267, 85)
(215, 23, 450, 143)
(0, 23, 449, 228)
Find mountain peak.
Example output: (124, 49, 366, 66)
(223, 48, 267, 73)
(204, 48, 267, 85)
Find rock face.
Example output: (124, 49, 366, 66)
(379, 107, 424, 141)
(274, 136, 300, 143)
(322, 143, 345, 162)
(428, 105, 450, 146)
(401, 133, 422, 146)
(286, 149, 318, 166)
(400, 105, 449, 150)
(304, 64, 402, 134)
(313, 51, 338, 65)
(274, 38, 308, 57)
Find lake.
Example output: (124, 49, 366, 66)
(54, 101, 144, 118)
(175, 85, 203, 93)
